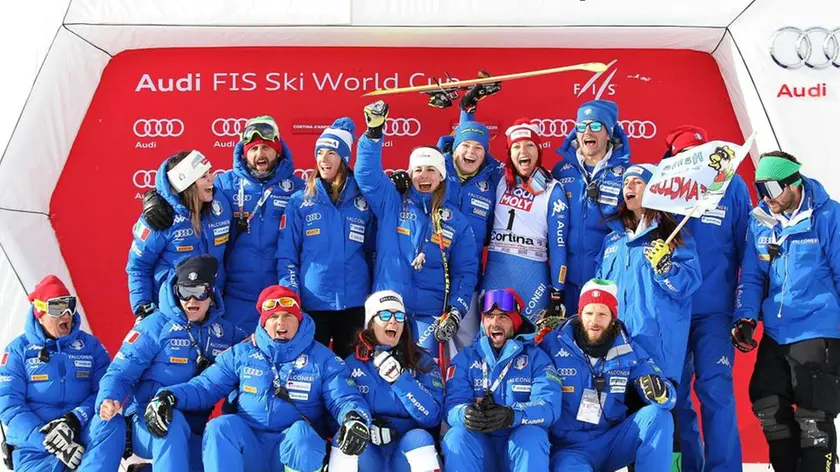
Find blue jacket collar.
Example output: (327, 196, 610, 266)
(625, 214, 661, 244)
(754, 176, 828, 234)
(312, 173, 361, 206)
(255, 313, 316, 364)
(554, 317, 637, 367)
(157, 272, 224, 326)
(24, 307, 83, 348)
(232, 139, 296, 186)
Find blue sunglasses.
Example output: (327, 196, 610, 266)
(376, 310, 406, 323)
(576, 121, 604, 133)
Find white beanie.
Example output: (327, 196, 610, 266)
(364, 290, 405, 326)
(408, 147, 447, 180)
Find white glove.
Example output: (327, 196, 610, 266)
(369, 421, 396, 446)
(40, 420, 75, 454)
(373, 351, 402, 383)
(56, 441, 85, 469)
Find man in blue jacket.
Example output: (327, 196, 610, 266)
(141, 116, 304, 333)
(145, 285, 371, 472)
(0, 275, 123, 471)
(666, 126, 750, 472)
(540, 279, 676, 472)
(441, 288, 562, 472)
(551, 99, 632, 315)
(733, 151, 840, 472)
(95, 255, 244, 471)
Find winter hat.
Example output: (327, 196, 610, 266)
(578, 279, 619, 318)
(576, 100, 619, 137)
(755, 155, 802, 185)
(408, 147, 447, 180)
(503, 119, 544, 188)
(167, 150, 212, 194)
(257, 285, 302, 328)
(364, 290, 405, 326)
(623, 164, 657, 185)
(29, 275, 71, 318)
(453, 121, 490, 152)
(315, 117, 356, 164)
(481, 288, 525, 334)
(175, 255, 218, 287)
(664, 125, 708, 157)
(243, 116, 284, 157)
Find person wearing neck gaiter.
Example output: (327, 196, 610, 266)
(540, 278, 676, 472)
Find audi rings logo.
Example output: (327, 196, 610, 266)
(770, 27, 840, 69)
(133, 118, 184, 138)
(170, 339, 191, 347)
(132, 169, 225, 189)
(383, 118, 422, 137)
(529, 118, 656, 139)
(211, 118, 249, 137)
(618, 120, 657, 139)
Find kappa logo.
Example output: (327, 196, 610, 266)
(556, 348, 570, 358)
(249, 352, 265, 361)
(552, 199, 567, 216)
(470, 360, 483, 370)
(717, 356, 732, 368)
(351, 368, 366, 378)
(513, 355, 529, 370)
(170, 324, 184, 332)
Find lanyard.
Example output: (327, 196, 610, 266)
(481, 358, 514, 395)
(182, 322, 209, 360)
(238, 179, 275, 223)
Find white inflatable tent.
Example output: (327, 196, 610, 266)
(0, 0, 837, 469)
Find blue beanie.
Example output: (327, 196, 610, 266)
(623, 164, 657, 184)
(453, 121, 490, 152)
(576, 100, 619, 137)
(315, 117, 356, 163)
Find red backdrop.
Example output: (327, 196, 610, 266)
(52, 46, 765, 461)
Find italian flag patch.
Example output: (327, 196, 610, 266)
(134, 222, 150, 242)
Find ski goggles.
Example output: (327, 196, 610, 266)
(755, 172, 801, 200)
(576, 121, 604, 134)
(481, 290, 519, 315)
(261, 297, 300, 312)
(375, 310, 406, 323)
(241, 119, 279, 144)
(33, 296, 77, 317)
(175, 284, 212, 301)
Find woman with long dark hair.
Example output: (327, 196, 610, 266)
(127, 150, 232, 317)
(597, 163, 701, 385)
(328, 290, 443, 472)
(276, 117, 375, 358)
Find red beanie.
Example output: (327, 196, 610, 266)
(244, 137, 284, 157)
(665, 125, 707, 156)
(257, 285, 302, 328)
(28, 275, 70, 318)
(504, 118, 543, 189)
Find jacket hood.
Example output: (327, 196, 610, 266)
(157, 270, 225, 326)
(233, 139, 297, 186)
(557, 124, 632, 169)
(24, 306, 83, 348)
(254, 312, 317, 364)
(154, 158, 191, 217)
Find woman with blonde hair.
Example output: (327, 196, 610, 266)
(126, 150, 232, 317)
(355, 101, 478, 355)
(277, 117, 375, 357)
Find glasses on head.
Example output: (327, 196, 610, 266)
(261, 297, 300, 312)
(576, 121, 604, 134)
(241, 119, 279, 145)
(34, 296, 77, 318)
(175, 284, 211, 302)
(481, 290, 519, 315)
(376, 310, 406, 323)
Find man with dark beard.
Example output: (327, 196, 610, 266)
(540, 279, 676, 472)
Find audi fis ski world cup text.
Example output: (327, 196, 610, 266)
(134, 71, 467, 93)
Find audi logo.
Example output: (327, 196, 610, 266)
(243, 367, 263, 376)
(529, 119, 657, 139)
(233, 194, 253, 204)
(770, 27, 840, 69)
(305, 213, 322, 223)
(172, 229, 194, 239)
(557, 368, 578, 376)
(383, 118, 422, 137)
(132, 169, 225, 189)
(133, 118, 185, 138)
(211, 118, 249, 137)
(170, 339, 191, 347)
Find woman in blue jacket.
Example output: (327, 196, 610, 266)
(329, 290, 444, 471)
(277, 117, 375, 358)
(596, 164, 702, 384)
(126, 150, 232, 317)
(355, 101, 478, 354)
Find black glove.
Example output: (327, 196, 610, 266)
(731, 318, 757, 353)
(363, 101, 390, 139)
(434, 306, 462, 342)
(389, 171, 411, 194)
(479, 402, 515, 432)
(134, 302, 155, 319)
(460, 71, 501, 113)
(464, 404, 487, 432)
(337, 411, 369, 456)
(141, 189, 175, 231)
(548, 289, 567, 319)
(636, 374, 670, 405)
(144, 390, 177, 438)
(369, 417, 397, 446)
(41, 413, 82, 453)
